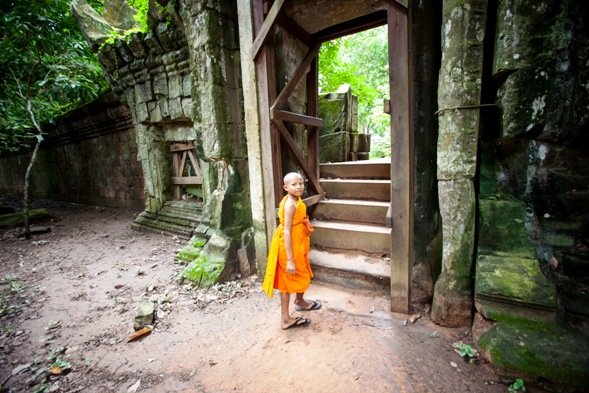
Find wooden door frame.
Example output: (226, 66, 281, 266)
(239, 0, 414, 313)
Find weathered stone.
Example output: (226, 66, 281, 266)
(70, 0, 112, 51)
(474, 317, 589, 388)
(103, 0, 138, 31)
(133, 301, 155, 331)
(476, 254, 556, 307)
(15, 226, 51, 237)
(0, 209, 52, 227)
(319, 132, 350, 163)
(478, 199, 535, 256)
(493, 0, 566, 74)
(431, 178, 476, 326)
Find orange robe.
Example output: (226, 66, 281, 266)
(262, 195, 314, 297)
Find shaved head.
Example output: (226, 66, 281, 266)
(283, 172, 303, 184)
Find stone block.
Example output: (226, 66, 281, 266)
(153, 73, 168, 97)
(133, 301, 154, 331)
(437, 110, 479, 179)
(475, 254, 556, 309)
(477, 199, 535, 257)
(182, 74, 192, 97)
(358, 133, 370, 152)
(168, 97, 183, 120)
(319, 132, 350, 163)
(182, 98, 192, 119)
(148, 101, 163, 123)
(168, 72, 183, 99)
(475, 319, 589, 388)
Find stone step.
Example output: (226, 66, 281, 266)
(311, 220, 391, 255)
(131, 217, 193, 239)
(309, 249, 390, 291)
(320, 160, 390, 180)
(313, 198, 389, 226)
(320, 179, 390, 201)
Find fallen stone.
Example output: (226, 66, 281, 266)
(134, 301, 155, 331)
(15, 226, 51, 237)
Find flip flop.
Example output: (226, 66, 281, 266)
(284, 317, 311, 329)
(294, 300, 321, 311)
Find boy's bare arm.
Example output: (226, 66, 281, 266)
(283, 200, 296, 275)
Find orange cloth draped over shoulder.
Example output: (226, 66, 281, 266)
(262, 195, 314, 297)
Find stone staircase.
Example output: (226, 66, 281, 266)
(131, 200, 203, 239)
(310, 159, 392, 291)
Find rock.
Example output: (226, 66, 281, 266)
(133, 301, 155, 331)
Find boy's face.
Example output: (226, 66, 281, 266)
(283, 175, 304, 197)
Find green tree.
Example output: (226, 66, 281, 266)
(0, 0, 107, 237)
(318, 26, 390, 139)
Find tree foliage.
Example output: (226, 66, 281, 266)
(318, 26, 390, 138)
(0, 0, 108, 154)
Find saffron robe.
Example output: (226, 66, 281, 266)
(262, 195, 314, 297)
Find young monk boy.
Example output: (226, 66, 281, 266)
(262, 172, 322, 329)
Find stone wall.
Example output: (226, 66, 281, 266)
(72, 0, 253, 281)
(472, 0, 589, 385)
(0, 93, 144, 209)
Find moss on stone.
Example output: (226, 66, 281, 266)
(177, 244, 202, 262)
(478, 199, 536, 257)
(0, 209, 52, 227)
(180, 254, 223, 288)
(476, 321, 589, 388)
(476, 254, 556, 307)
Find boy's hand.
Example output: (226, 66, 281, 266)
(287, 260, 296, 275)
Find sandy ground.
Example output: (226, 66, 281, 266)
(0, 200, 560, 393)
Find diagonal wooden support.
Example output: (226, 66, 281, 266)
(273, 119, 324, 196)
(250, 0, 287, 61)
(271, 40, 322, 111)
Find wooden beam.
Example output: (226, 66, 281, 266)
(171, 176, 203, 185)
(388, 0, 414, 314)
(187, 150, 202, 177)
(276, 13, 313, 46)
(302, 193, 325, 207)
(314, 10, 388, 43)
(179, 151, 187, 177)
(250, 0, 286, 61)
(306, 56, 320, 181)
(271, 40, 321, 111)
(170, 142, 196, 152)
(273, 119, 324, 196)
(253, 0, 282, 207)
(271, 108, 323, 128)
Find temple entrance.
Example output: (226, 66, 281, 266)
(249, 0, 414, 312)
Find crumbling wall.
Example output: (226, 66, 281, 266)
(71, 0, 253, 281)
(0, 93, 144, 209)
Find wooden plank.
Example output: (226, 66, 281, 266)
(271, 108, 323, 128)
(179, 151, 187, 178)
(388, 0, 414, 314)
(170, 142, 196, 152)
(273, 119, 323, 195)
(250, 0, 286, 61)
(271, 41, 321, 111)
(306, 56, 319, 181)
(302, 193, 325, 207)
(253, 0, 282, 207)
(314, 10, 387, 43)
(171, 176, 203, 185)
(187, 150, 202, 177)
(276, 13, 313, 46)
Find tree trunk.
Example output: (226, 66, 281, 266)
(23, 138, 42, 240)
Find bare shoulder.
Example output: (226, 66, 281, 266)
(283, 198, 296, 216)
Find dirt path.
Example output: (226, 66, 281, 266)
(0, 200, 553, 392)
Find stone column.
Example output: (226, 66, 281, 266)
(431, 0, 487, 326)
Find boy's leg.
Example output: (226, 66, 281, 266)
(280, 292, 310, 329)
(294, 292, 314, 309)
